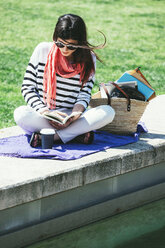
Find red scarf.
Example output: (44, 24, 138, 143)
(43, 43, 84, 109)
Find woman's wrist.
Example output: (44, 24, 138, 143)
(72, 104, 85, 113)
(39, 109, 50, 115)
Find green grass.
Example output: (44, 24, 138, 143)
(0, 0, 165, 128)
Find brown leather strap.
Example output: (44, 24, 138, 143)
(111, 82, 131, 111)
(100, 82, 111, 105)
(101, 82, 131, 111)
(135, 67, 151, 86)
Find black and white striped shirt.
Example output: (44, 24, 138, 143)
(22, 42, 96, 113)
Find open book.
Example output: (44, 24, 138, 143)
(42, 111, 82, 125)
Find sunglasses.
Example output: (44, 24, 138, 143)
(55, 41, 78, 50)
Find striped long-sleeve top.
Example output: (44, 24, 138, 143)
(22, 42, 96, 113)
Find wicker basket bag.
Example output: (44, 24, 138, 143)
(89, 83, 148, 134)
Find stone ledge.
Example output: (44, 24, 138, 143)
(1, 183, 165, 248)
(0, 95, 165, 210)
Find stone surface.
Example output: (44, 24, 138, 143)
(141, 94, 165, 134)
(0, 95, 165, 210)
(26, 198, 165, 248)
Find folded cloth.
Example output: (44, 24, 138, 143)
(0, 122, 147, 160)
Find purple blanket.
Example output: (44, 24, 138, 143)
(0, 123, 147, 160)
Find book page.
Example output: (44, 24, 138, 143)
(43, 111, 82, 125)
(116, 81, 137, 88)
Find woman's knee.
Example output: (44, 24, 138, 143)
(103, 105, 115, 122)
(14, 106, 28, 124)
(96, 105, 115, 123)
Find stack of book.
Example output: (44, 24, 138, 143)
(115, 67, 156, 101)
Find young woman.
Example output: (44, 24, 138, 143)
(14, 14, 115, 147)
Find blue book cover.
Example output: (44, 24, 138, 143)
(116, 72, 154, 100)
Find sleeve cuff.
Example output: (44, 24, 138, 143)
(74, 101, 88, 109)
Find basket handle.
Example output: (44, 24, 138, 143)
(100, 83, 111, 105)
(101, 82, 131, 111)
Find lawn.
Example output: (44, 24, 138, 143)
(0, 0, 165, 128)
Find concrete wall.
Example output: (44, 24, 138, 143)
(0, 95, 165, 247)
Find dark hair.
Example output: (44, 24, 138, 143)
(53, 14, 105, 85)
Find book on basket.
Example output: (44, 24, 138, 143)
(116, 68, 155, 101)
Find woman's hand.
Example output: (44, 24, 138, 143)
(42, 105, 84, 130)
(48, 110, 73, 130)
(40, 109, 50, 115)
(71, 104, 85, 122)
(70, 112, 82, 122)
(41, 110, 68, 130)
(49, 118, 72, 130)
(52, 104, 84, 128)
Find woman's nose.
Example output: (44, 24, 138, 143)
(63, 46, 68, 51)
